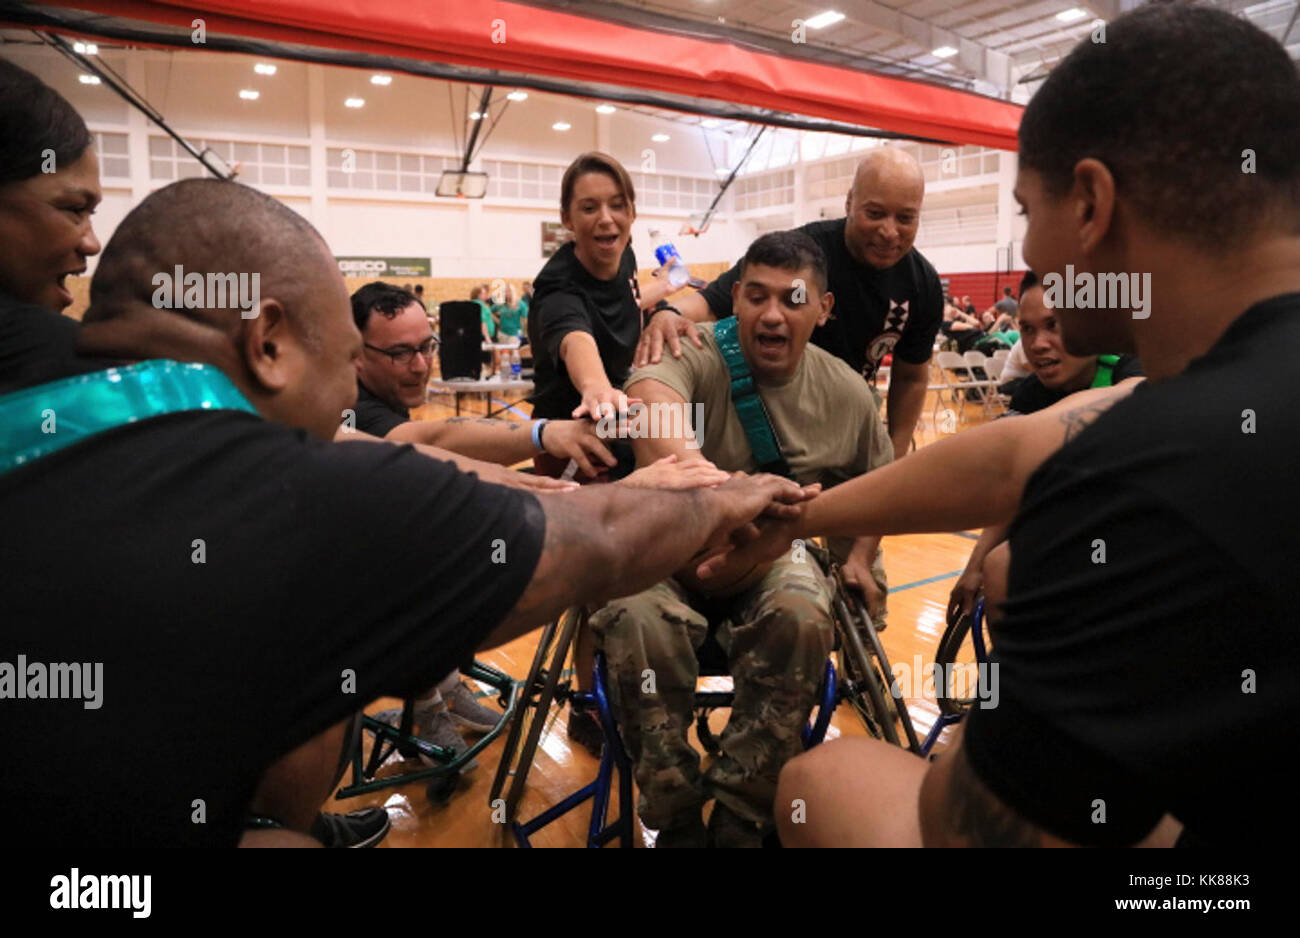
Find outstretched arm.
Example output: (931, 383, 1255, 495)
(696, 379, 1142, 579)
(488, 472, 814, 645)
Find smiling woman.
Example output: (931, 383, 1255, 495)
(526, 151, 644, 481)
(0, 59, 114, 396)
(0, 58, 103, 314)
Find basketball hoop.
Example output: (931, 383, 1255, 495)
(679, 212, 711, 237)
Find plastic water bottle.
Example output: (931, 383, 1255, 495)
(510, 349, 521, 380)
(651, 229, 691, 288)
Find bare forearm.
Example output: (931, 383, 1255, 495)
(800, 419, 1023, 538)
(963, 523, 1009, 573)
(675, 289, 714, 323)
(488, 485, 722, 644)
(388, 416, 535, 464)
(560, 332, 613, 395)
(886, 368, 928, 458)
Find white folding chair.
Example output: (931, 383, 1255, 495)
(958, 350, 1003, 418)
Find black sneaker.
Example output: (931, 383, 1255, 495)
(309, 807, 391, 848)
(566, 707, 605, 758)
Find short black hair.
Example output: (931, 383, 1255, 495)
(1019, 2, 1300, 247)
(737, 230, 828, 295)
(351, 281, 422, 332)
(1019, 270, 1039, 300)
(0, 58, 94, 185)
(1002, 287, 1012, 296)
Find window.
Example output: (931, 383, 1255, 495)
(149, 136, 310, 186)
(93, 131, 129, 179)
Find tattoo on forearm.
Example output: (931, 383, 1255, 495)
(1059, 401, 1112, 443)
(946, 745, 1043, 847)
(443, 417, 524, 430)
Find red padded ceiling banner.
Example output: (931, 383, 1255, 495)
(37, 0, 1023, 149)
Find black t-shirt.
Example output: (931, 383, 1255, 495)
(1007, 354, 1143, 415)
(0, 292, 117, 394)
(0, 314, 546, 847)
(352, 380, 408, 437)
(963, 293, 1300, 846)
(697, 218, 943, 381)
(526, 241, 642, 420)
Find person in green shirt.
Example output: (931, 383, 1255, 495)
(471, 283, 496, 342)
(493, 283, 528, 340)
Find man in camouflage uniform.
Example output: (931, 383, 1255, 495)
(592, 230, 892, 847)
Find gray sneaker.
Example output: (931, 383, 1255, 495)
(373, 706, 478, 772)
(444, 681, 502, 734)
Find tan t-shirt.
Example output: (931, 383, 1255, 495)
(624, 321, 893, 486)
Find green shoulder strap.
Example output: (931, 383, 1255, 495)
(1091, 354, 1121, 389)
(0, 359, 256, 476)
(712, 317, 792, 478)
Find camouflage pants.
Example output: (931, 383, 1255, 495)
(589, 554, 834, 832)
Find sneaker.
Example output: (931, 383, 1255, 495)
(373, 706, 478, 772)
(566, 707, 605, 758)
(706, 802, 766, 849)
(654, 814, 707, 849)
(310, 806, 391, 848)
(444, 681, 501, 734)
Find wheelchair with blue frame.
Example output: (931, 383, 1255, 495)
(333, 660, 519, 804)
(487, 540, 921, 845)
(919, 597, 991, 757)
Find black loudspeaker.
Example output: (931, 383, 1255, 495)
(438, 301, 482, 380)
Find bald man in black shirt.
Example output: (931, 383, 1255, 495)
(1, 178, 813, 846)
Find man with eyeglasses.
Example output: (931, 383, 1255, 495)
(350, 282, 616, 478)
(351, 281, 640, 760)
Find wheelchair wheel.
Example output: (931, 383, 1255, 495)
(487, 607, 581, 822)
(831, 588, 899, 746)
(934, 609, 986, 718)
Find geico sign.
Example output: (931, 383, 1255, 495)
(338, 260, 388, 273)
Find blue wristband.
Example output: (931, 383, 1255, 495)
(531, 419, 549, 453)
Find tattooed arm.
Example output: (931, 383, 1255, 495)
(696, 378, 1144, 580)
(919, 730, 1065, 847)
(805, 378, 1145, 537)
(486, 472, 814, 646)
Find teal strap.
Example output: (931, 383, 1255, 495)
(0, 359, 256, 475)
(1091, 354, 1121, 389)
(713, 317, 791, 477)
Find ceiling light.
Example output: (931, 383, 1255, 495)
(254, 63, 277, 75)
(595, 104, 616, 114)
(552, 121, 571, 131)
(239, 89, 259, 100)
(715, 167, 730, 176)
(74, 42, 99, 55)
(701, 118, 721, 129)
(1056, 8, 1088, 23)
(344, 97, 365, 108)
(370, 74, 392, 86)
(652, 133, 670, 142)
(469, 111, 485, 120)
(79, 74, 101, 85)
(507, 90, 528, 101)
(932, 45, 958, 58)
(804, 11, 845, 29)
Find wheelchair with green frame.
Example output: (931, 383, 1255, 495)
(332, 660, 519, 804)
(487, 540, 921, 844)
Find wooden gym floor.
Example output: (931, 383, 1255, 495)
(321, 385, 992, 847)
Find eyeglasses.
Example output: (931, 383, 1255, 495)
(365, 337, 437, 366)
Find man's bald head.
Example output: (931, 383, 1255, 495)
(844, 146, 925, 270)
(81, 178, 361, 441)
(87, 178, 332, 340)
